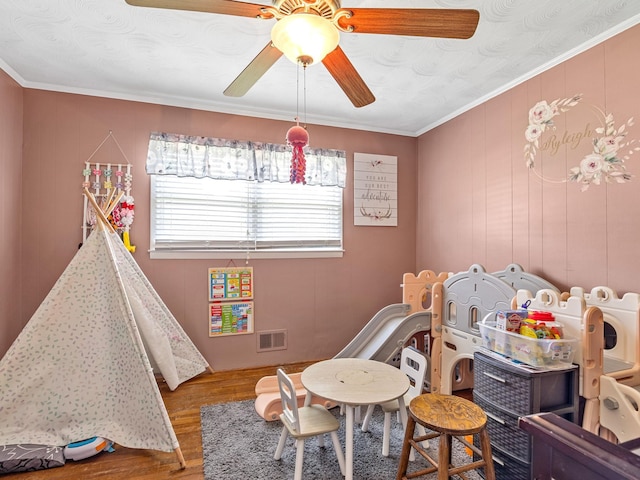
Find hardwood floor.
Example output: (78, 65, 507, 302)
(3, 361, 474, 480)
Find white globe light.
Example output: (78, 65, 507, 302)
(271, 13, 340, 66)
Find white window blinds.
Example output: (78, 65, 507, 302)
(151, 176, 343, 255)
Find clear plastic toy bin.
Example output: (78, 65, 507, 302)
(478, 320, 577, 367)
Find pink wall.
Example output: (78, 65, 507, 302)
(15, 92, 417, 370)
(417, 24, 640, 294)
(0, 70, 23, 354)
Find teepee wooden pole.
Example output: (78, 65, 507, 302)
(175, 447, 186, 469)
(83, 187, 124, 233)
(104, 190, 124, 220)
(95, 199, 186, 466)
(104, 187, 116, 213)
(83, 188, 116, 234)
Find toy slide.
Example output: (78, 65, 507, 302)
(334, 304, 432, 363)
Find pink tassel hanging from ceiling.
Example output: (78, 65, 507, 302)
(286, 121, 309, 184)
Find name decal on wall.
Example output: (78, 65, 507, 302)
(524, 94, 639, 191)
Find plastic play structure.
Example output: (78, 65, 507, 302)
(408, 268, 640, 445)
(333, 269, 452, 364)
(432, 265, 514, 395)
(433, 264, 560, 395)
(256, 262, 640, 447)
(334, 306, 433, 363)
(255, 264, 560, 421)
(255, 265, 550, 420)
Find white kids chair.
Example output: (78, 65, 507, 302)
(274, 368, 345, 479)
(361, 347, 429, 457)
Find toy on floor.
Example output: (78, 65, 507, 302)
(254, 372, 337, 421)
(63, 437, 114, 461)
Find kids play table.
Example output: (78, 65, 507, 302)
(301, 357, 410, 480)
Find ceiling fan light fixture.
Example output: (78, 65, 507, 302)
(271, 13, 339, 66)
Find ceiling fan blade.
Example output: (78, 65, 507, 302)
(322, 47, 375, 108)
(337, 8, 480, 39)
(224, 42, 283, 97)
(124, 0, 265, 18)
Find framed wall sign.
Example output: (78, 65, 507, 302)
(353, 153, 398, 226)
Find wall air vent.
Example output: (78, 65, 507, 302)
(257, 329, 287, 352)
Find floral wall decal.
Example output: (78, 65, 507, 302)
(568, 113, 636, 190)
(524, 94, 640, 191)
(524, 94, 583, 168)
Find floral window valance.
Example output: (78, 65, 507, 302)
(145, 132, 346, 187)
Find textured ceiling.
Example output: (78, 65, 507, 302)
(1, 0, 640, 136)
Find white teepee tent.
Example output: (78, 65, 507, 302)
(0, 192, 210, 467)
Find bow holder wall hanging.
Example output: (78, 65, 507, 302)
(81, 131, 136, 252)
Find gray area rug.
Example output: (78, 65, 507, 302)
(201, 399, 483, 479)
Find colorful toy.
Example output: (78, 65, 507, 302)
(519, 313, 564, 340)
(63, 437, 113, 461)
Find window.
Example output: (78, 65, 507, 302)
(150, 175, 343, 259)
(146, 132, 346, 259)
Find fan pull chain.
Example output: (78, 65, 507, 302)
(296, 60, 300, 123)
(294, 60, 308, 128)
(303, 64, 307, 128)
(287, 59, 309, 184)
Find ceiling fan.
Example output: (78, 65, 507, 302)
(125, 0, 480, 108)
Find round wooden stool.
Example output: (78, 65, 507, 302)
(396, 393, 496, 480)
